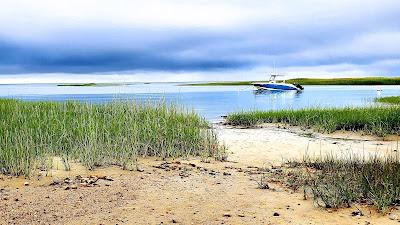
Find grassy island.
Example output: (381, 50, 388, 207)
(58, 83, 98, 86)
(57, 83, 128, 87)
(186, 77, 400, 86)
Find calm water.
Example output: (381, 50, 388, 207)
(1, 83, 399, 120)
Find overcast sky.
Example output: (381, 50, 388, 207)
(0, 0, 399, 83)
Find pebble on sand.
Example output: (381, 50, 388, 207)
(389, 213, 397, 220)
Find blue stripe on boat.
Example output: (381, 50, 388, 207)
(257, 83, 298, 90)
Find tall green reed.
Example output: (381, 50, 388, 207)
(290, 152, 400, 213)
(226, 106, 400, 136)
(0, 99, 223, 177)
(375, 96, 400, 105)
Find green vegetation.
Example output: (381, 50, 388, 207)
(186, 77, 400, 86)
(286, 152, 400, 213)
(184, 81, 253, 86)
(375, 96, 400, 105)
(57, 83, 127, 87)
(0, 99, 224, 177)
(226, 107, 400, 136)
(287, 77, 400, 85)
(57, 83, 97, 86)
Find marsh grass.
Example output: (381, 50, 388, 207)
(57, 83, 97, 86)
(0, 99, 223, 177)
(375, 96, 400, 105)
(286, 152, 400, 213)
(185, 77, 400, 86)
(226, 106, 400, 136)
(57, 83, 127, 87)
(287, 77, 400, 85)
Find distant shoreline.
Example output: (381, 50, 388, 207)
(57, 83, 130, 87)
(1, 77, 399, 86)
(184, 77, 400, 86)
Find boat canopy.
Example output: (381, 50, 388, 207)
(269, 74, 285, 83)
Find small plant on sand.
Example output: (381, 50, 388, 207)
(214, 145, 229, 162)
(256, 173, 270, 189)
(285, 152, 400, 213)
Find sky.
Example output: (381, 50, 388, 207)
(0, 0, 399, 83)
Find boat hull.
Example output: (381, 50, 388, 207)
(253, 83, 301, 91)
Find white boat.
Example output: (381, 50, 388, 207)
(252, 74, 304, 91)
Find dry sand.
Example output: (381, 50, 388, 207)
(216, 123, 399, 166)
(1, 125, 399, 225)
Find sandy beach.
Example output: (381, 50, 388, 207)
(1, 125, 399, 225)
(216, 123, 399, 166)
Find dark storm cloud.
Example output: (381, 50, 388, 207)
(0, 0, 400, 76)
(0, 24, 399, 75)
(0, 33, 253, 74)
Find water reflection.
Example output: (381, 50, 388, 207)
(253, 89, 303, 98)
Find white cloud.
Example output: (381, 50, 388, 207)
(1, 0, 399, 40)
(0, 0, 399, 81)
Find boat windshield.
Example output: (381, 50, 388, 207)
(269, 74, 284, 83)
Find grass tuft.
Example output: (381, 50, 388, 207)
(286, 152, 400, 213)
(226, 106, 400, 136)
(0, 99, 223, 177)
(375, 96, 400, 105)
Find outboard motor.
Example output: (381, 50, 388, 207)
(293, 83, 304, 90)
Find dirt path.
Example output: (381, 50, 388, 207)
(1, 125, 399, 225)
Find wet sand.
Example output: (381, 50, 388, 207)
(0, 125, 399, 225)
